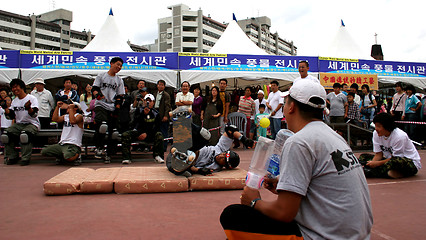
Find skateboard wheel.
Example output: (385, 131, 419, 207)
(171, 147, 177, 154)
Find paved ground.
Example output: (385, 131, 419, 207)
(0, 147, 425, 240)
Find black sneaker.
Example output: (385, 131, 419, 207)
(4, 157, 20, 165)
(73, 155, 82, 166)
(19, 160, 30, 166)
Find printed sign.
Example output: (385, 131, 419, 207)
(319, 57, 426, 78)
(0, 50, 20, 69)
(179, 53, 319, 73)
(20, 51, 179, 70)
(320, 73, 378, 90)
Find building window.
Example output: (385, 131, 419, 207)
(35, 33, 60, 42)
(36, 23, 61, 33)
(62, 39, 69, 44)
(70, 42, 86, 49)
(203, 29, 221, 39)
(0, 25, 30, 36)
(35, 42, 60, 50)
(0, 36, 30, 46)
(202, 19, 226, 32)
(62, 20, 71, 26)
(62, 29, 70, 35)
(0, 15, 30, 26)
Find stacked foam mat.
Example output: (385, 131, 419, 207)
(43, 167, 247, 195)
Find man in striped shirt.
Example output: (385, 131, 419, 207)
(238, 87, 255, 140)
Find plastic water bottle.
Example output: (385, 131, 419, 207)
(266, 129, 294, 177)
(246, 136, 275, 189)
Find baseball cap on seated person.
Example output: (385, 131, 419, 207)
(144, 94, 155, 101)
(283, 81, 326, 109)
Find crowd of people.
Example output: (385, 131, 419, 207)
(0, 58, 424, 168)
(325, 80, 425, 144)
(0, 57, 424, 239)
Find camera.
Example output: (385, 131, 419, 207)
(136, 94, 143, 102)
(0, 100, 7, 109)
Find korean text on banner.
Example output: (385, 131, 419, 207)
(320, 73, 378, 90)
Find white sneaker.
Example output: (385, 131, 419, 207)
(122, 159, 131, 164)
(200, 127, 211, 140)
(94, 149, 103, 159)
(154, 156, 164, 164)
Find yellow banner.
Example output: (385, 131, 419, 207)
(320, 73, 378, 90)
(20, 50, 73, 55)
(178, 52, 227, 57)
(318, 56, 359, 62)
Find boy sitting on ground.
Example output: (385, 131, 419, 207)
(359, 113, 422, 178)
(166, 124, 254, 177)
(41, 101, 84, 165)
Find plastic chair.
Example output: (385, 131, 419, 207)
(227, 112, 247, 137)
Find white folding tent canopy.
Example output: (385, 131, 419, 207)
(180, 20, 306, 87)
(20, 9, 178, 88)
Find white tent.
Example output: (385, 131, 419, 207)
(82, 9, 133, 52)
(0, 69, 19, 84)
(20, 9, 178, 88)
(322, 22, 371, 60)
(181, 20, 305, 87)
(209, 20, 268, 55)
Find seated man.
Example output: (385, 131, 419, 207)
(359, 112, 422, 178)
(166, 125, 254, 177)
(41, 101, 84, 165)
(3, 78, 40, 166)
(220, 80, 372, 239)
(121, 94, 165, 164)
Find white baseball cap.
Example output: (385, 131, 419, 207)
(284, 81, 326, 109)
(34, 78, 45, 85)
(72, 102, 82, 111)
(144, 94, 155, 101)
(257, 90, 264, 95)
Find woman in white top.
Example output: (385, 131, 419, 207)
(359, 113, 421, 178)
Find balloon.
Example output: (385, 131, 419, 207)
(259, 118, 270, 128)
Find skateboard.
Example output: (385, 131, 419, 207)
(170, 108, 194, 172)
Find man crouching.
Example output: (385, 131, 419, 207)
(41, 101, 84, 165)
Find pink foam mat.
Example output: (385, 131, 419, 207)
(43, 168, 95, 195)
(188, 168, 247, 191)
(114, 167, 189, 194)
(80, 167, 121, 194)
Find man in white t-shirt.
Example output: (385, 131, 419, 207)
(92, 57, 125, 163)
(221, 80, 373, 239)
(3, 78, 40, 166)
(254, 90, 269, 115)
(170, 81, 194, 117)
(41, 101, 84, 165)
(293, 60, 320, 85)
(359, 113, 421, 178)
(266, 81, 284, 139)
(175, 81, 194, 108)
(30, 78, 55, 129)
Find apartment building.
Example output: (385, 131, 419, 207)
(157, 4, 296, 55)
